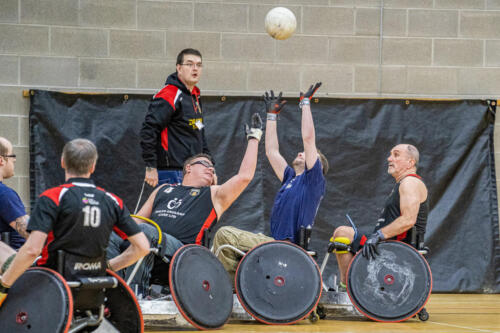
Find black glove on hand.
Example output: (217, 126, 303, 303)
(263, 90, 287, 115)
(362, 230, 384, 260)
(245, 113, 263, 141)
(300, 82, 322, 106)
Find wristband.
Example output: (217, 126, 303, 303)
(247, 128, 263, 142)
(299, 97, 310, 108)
(267, 113, 277, 121)
(376, 229, 385, 240)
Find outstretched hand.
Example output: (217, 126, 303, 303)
(263, 90, 287, 115)
(245, 113, 263, 141)
(300, 82, 322, 101)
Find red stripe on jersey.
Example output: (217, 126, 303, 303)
(359, 234, 368, 246)
(195, 208, 217, 245)
(40, 184, 74, 205)
(37, 231, 55, 266)
(113, 226, 128, 240)
(97, 187, 124, 210)
(407, 174, 421, 179)
(396, 231, 407, 241)
(161, 128, 168, 151)
(154, 85, 178, 110)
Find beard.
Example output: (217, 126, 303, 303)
(292, 158, 305, 172)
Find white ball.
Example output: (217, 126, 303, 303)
(265, 7, 297, 40)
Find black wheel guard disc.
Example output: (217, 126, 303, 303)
(169, 244, 233, 330)
(347, 240, 432, 322)
(104, 269, 144, 333)
(235, 241, 322, 325)
(0, 267, 73, 333)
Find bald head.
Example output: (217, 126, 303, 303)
(0, 137, 11, 157)
(406, 144, 419, 168)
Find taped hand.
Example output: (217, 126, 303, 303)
(300, 82, 322, 101)
(362, 230, 384, 260)
(245, 113, 263, 141)
(263, 90, 287, 115)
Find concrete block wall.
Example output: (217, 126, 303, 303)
(1, 0, 500, 212)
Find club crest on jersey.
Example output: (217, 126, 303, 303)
(167, 198, 182, 210)
(164, 187, 174, 194)
(190, 189, 200, 197)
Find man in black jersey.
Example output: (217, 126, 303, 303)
(332, 144, 429, 290)
(0, 139, 149, 306)
(108, 114, 263, 295)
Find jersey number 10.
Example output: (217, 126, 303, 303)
(82, 205, 101, 227)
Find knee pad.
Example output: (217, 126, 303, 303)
(328, 237, 351, 254)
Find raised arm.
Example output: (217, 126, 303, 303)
(264, 91, 288, 182)
(300, 82, 322, 170)
(212, 113, 262, 217)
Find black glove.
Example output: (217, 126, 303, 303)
(362, 230, 384, 259)
(300, 82, 322, 107)
(245, 113, 263, 141)
(263, 90, 287, 115)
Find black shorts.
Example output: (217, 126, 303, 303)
(350, 233, 368, 253)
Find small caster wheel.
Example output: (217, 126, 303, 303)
(418, 308, 429, 321)
(316, 304, 326, 319)
(309, 310, 319, 323)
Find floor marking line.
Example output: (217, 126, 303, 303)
(428, 321, 499, 333)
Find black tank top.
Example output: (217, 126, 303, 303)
(151, 185, 217, 244)
(374, 174, 428, 243)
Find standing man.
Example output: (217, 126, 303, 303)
(0, 137, 29, 249)
(213, 83, 329, 280)
(332, 144, 428, 291)
(141, 48, 210, 187)
(109, 114, 262, 295)
(0, 139, 149, 306)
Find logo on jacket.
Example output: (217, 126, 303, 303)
(167, 198, 182, 210)
(164, 186, 174, 194)
(190, 189, 200, 197)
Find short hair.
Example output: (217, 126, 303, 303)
(183, 153, 214, 175)
(317, 150, 329, 176)
(62, 138, 98, 175)
(406, 144, 420, 168)
(0, 137, 9, 156)
(176, 48, 202, 65)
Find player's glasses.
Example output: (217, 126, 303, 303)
(1, 154, 16, 159)
(180, 62, 203, 69)
(190, 160, 215, 172)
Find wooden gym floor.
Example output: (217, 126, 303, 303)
(146, 294, 500, 333)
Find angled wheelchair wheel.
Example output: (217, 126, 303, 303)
(169, 244, 233, 330)
(235, 241, 322, 325)
(0, 267, 73, 333)
(347, 240, 432, 322)
(102, 269, 144, 333)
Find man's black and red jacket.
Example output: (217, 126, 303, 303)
(140, 72, 210, 170)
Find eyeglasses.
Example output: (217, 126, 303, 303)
(191, 160, 214, 172)
(1, 154, 16, 159)
(180, 62, 203, 69)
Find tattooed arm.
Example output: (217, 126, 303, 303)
(9, 215, 30, 239)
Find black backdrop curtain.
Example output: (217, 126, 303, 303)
(29, 90, 500, 293)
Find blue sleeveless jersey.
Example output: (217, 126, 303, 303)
(270, 159, 325, 243)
